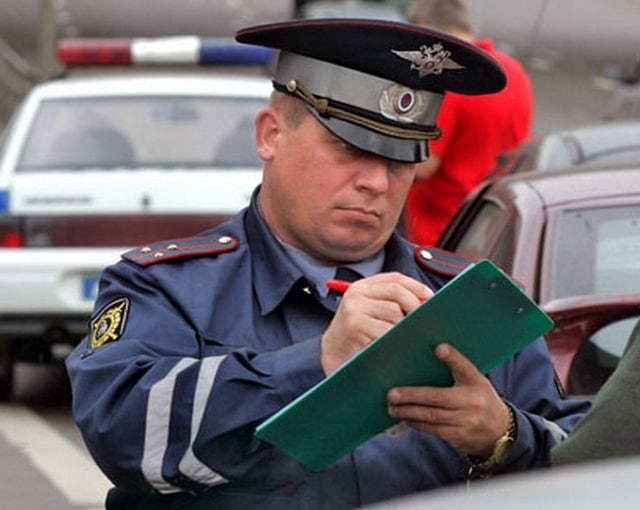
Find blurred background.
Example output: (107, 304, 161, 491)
(2, 0, 640, 135)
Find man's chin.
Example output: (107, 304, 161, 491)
(323, 231, 388, 260)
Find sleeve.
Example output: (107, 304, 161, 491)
(65, 260, 326, 495)
(486, 337, 592, 474)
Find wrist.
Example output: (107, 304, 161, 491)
(467, 402, 517, 474)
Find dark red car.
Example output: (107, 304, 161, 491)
(438, 164, 640, 395)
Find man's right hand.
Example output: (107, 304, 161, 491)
(320, 272, 432, 375)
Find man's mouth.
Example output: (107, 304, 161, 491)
(339, 206, 382, 220)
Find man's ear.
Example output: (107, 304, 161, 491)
(255, 108, 280, 162)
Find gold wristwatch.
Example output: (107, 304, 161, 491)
(467, 403, 517, 474)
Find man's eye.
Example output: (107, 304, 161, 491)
(341, 142, 363, 155)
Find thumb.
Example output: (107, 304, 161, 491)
(435, 343, 483, 385)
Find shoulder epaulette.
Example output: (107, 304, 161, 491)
(414, 246, 476, 277)
(122, 234, 239, 267)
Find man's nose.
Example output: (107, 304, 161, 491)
(355, 158, 390, 193)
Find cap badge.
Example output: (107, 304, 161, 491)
(391, 43, 464, 78)
(379, 84, 424, 123)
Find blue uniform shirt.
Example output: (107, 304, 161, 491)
(66, 189, 589, 509)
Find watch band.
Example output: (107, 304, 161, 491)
(467, 402, 517, 474)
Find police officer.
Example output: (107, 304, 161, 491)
(66, 18, 589, 509)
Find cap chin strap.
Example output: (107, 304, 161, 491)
(278, 79, 441, 142)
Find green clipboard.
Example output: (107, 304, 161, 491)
(254, 259, 554, 472)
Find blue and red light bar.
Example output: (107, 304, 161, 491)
(57, 36, 274, 67)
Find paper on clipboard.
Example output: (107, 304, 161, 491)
(255, 259, 554, 472)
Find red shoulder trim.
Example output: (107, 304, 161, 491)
(414, 246, 476, 277)
(122, 235, 239, 267)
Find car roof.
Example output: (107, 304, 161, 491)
(536, 120, 640, 169)
(28, 73, 274, 99)
(491, 164, 640, 207)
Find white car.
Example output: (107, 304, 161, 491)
(0, 40, 272, 398)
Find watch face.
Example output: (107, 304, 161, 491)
(467, 418, 516, 473)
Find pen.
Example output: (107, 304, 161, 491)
(326, 279, 352, 294)
(326, 279, 428, 303)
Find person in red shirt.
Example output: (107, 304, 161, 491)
(404, 0, 534, 245)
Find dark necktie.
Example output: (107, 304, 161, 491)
(333, 266, 362, 283)
(324, 267, 363, 309)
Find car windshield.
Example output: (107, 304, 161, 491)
(446, 200, 516, 273)
(550, 204, 640, 300)
(17, 95, 267, 170)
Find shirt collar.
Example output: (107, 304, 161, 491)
(246, 188, 303, 315)
(280, 242, 384, 298)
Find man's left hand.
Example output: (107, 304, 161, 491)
(387, 343, 510, 458)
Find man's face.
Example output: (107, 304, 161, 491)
(257, 103, 416, 264)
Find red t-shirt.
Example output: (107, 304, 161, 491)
(405, 38, 533, 246)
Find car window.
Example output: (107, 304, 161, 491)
(17, 96, 267, 170)
(550, 205, 640, 300)
(449, 200, 514, 271)
(0, 104, 21, 165)
(450, 201, 501, 257)
(487, 218, 515, 273)
(568, 315, 640, 395)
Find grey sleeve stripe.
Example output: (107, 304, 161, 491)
(544, 418, 569, 443)
(178, 355, 228, 486)
(142, 358, 198, 494)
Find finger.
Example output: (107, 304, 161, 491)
(338, 288, 408, 327)
(387, 385, 456, 411)
(323, 291, 415, 373)
(434, 343, 484, 386)
(376, 272, 433, 304)
(388, 399, 458, 424)
(346, 272, 433, 314)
